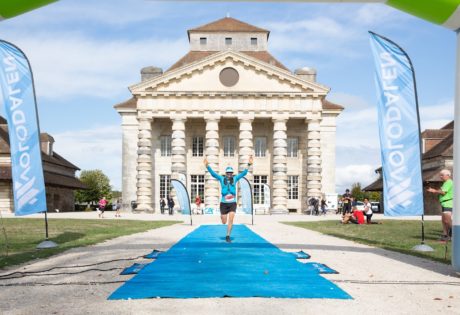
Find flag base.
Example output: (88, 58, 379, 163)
(412, 243, 434, 252)
(36, 240, 58, 249)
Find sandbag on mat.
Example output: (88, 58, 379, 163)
(109, 225, 350, 300)
(304, 262, 339, 274)
(120, 263, 147, 275)
(290, 250, 311, 259)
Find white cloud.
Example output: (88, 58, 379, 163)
(2, 33, 188, 100)
(336, 164, 379, 193)
(52, 125, 122, 190)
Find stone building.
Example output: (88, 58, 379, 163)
(0, 116, 85, 213)
(115, 17, 343, 214)
(364, 121, 453, 215)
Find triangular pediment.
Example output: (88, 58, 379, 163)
(130, 51, 329, 96)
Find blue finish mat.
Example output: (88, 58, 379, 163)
(144, 249, 163, 259)
(109, 225, 351, 299)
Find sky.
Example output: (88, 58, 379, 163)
(0, 0, 456, 192)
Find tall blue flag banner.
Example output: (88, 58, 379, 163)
(239, 177, 252, 215)
(0, 40, 47, 216)
(369, 32, 424, 217)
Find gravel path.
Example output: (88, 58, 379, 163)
(0, 213, 458, 315)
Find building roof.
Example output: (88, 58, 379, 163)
(0, 166, 86, 189)
(188, 17, 269, 37)
(322, 98, 344, 111)
(441, 121, 454, 130)
(0, 115, 82, 177)
(166, 50, 289, 72)
(114, 97, 137, 110)
(422, 132, 453, 160)
(421, 129, 451, 139)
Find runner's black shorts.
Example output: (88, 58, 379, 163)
(442, 207, 452, 212)
(220, 202, 237, 215)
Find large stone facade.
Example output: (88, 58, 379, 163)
(116, 17, 343, 214)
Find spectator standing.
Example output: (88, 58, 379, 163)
(167, 195, 175, 215)
(363, 198, 373, 223)
(195, 195, 202, 214)
(427, 169, 454, 241)
(160, 198, 166, 214)
(341, 189, 353, 214)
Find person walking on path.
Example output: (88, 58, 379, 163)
(167, 195, 175, 215)
(98, 196, 107, 219)
(115, 199, 122, 217)
(427, 169, 454, 241)
(160, 198, 166, 214)
(204, 155, 253, 243)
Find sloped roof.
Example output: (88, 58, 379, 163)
(0, 166, 85, 189)
(166, 50, 289, 72)
(423, 132, 453, 160)
(188, 17, 269, 35)
(114, 97, 137, 110)
(322, 98, 344, 111)
(441, 121, 454, 130)
(421, 129, 451, 139)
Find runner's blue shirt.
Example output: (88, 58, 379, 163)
(206, 165, 248, 203)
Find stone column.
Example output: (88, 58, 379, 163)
(171, 116, 187, 181)
(204, 115, 220, 211)
(272, 116, 288, 214)
(121, 112, 138, 212)
(306, 118, 322, 200)
(136, 113, 153, 211)
(238, 116, 254, 180)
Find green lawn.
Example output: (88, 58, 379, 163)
(285, 220, 451, 264)
(0, 218, 179, 269)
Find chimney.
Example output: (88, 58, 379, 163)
(295, 67, 317, 82)
(40, 133, 55, 156)
(141, 66, 163, 81)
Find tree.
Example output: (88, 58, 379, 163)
(350, 182, 381, 201)
(75, 170, 112, 204)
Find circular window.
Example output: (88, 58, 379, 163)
(219, 67, 239, 87)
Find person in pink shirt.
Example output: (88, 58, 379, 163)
(98, 196, 107, 218)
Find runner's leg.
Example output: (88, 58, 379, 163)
(227, 211, 235, 236)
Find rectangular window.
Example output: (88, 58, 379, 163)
(254, 175, 268, 204)
(160, 175, 171, 199)
(191, 175, 205, 201)
(251, 37, 257, 45)
(192, 136, 204, 157)
(200, 37, 207, 45)
(223, 136, 235, 157)
(287, 137, 298, 157)
(225, 37, 232, 45)
(160, 135, 171, 157)
(255, 137, 267, 157)
(288, 175, 299, 200)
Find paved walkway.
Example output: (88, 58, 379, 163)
(0, 212, 459, 314)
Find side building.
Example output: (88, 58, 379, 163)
(116, 17, 344, 214)
(364, 121, 453, 215)
(0, 116, 85, 213)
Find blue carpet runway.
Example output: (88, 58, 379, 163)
(109, 225, 351, 299)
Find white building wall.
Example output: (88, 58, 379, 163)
(121, 112, 138, 211)
(321, 113, 337, 195)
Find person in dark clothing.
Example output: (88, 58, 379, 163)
(167, 195, 175, 215)
(341, 189, 353, 214)
(160, 198, 166, 214)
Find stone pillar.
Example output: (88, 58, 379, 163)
(238, 116, 254, 180)
(171, 116, 187, 181)
(306, 118, 322, 200)
(272, 116, 288, 214)
(121, 112, 138, 212)
(136, 113, 153, 212)
(204, 115, 220, 211)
